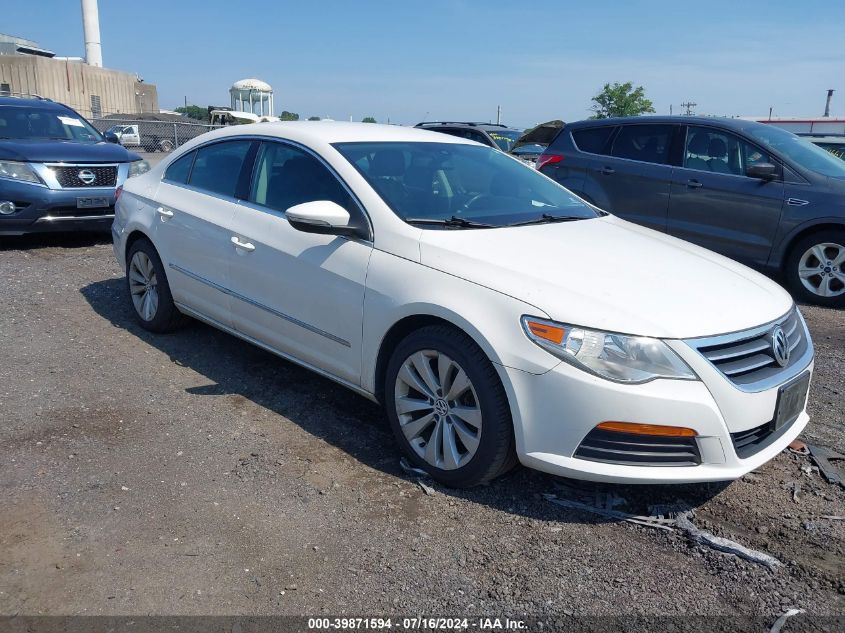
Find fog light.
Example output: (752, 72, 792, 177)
(0, 201, 16, 215)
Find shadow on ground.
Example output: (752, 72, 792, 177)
(80, 276, 730, 524)
(0, 231, 111, 251)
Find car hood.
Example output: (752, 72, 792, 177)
(0, 139, 139, 163)
(418, 215, 793, 339)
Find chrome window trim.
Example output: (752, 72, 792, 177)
(169, 262, 351, 348)
(158, 135, 374, 241)
(685, 307, 814, 393)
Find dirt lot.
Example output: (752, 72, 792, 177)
(1, 234, 843, 630)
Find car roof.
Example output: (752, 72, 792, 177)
(567, 115, 775, 135)
(0, 96, 65, 109)
(188, 120, 482, 146)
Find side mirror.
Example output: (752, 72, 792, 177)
(746, 162, 777, 180)
(104, 131, 120, 144)
(286, 200, 358, 236)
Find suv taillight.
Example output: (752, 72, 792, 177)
(536, 153, 563, 171)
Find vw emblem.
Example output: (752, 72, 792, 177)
(77, 169, 96, 185)
(771, 326, 790, 367)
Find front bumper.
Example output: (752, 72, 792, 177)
(0, 167, 127, 235)
(501, 328, 813, 484)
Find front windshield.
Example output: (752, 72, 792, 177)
(333, 141, 598, 227)
(0, 105, 102, 142)
(486, 129, 521, 152)
(748, 125, 845, 179)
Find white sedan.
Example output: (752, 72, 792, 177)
(112, 121, 814, 487)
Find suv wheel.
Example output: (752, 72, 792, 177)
(384, 325, 517, 487)
(126, 238, 185, 332)
(785, 230, 845, 307)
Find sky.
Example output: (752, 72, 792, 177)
(5, 1, 845, 128)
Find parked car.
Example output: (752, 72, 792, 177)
(537, 116, 845, 307)
(0, 96, 148, 235)
(805, 135, 845, 161)
(113, 122, 813, 487)
(415, 121, 557, 167)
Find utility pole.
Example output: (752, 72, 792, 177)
(768, 106, 773, 120)
(824, 89, 835, 117)
(680, 101, 697, 116)
(496, 105, 501, 125)
(669, 104, 673, 115)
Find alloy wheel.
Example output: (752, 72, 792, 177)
(394, 350, 482, 470)
(128, 251, 160, 321)
(797, 242, 845, 298)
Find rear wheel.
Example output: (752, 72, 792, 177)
(785, 230, 845, 307)
(126, 238, 186, 332)
(158, 138, 175, 152)
(384, 325, 516, 487)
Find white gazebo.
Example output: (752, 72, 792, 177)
(229, 78, 274, 117)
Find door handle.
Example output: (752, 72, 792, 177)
(686, 179, 703, 189)
(156, 206, 174, 219)
(600, 166, 615, 175)
(230, 236, 256, 252)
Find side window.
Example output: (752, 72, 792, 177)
(163, 151, 195, 184)
(684, 126, 773, 176)
(571, 126, 614, 154)
(611, 124, 673, 164)
(250, 142, 353, 213)
(188, 140, 252, 197)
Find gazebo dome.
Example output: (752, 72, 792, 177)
(229, 78, 274, 117)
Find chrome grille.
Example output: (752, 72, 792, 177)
(687, 309, 810, 390)
(51, 164, 117, 188)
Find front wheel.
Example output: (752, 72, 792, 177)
(384, 325, 516, 487)
(785, 230, 845, 308)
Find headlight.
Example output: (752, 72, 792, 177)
(521, 316, 697, 383)
(128, 159, 150, 178)
(0, 160, 42, 184)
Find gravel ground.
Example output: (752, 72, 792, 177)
(0, 234, 843, 630)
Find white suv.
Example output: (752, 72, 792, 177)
(112, 122, 814, 487)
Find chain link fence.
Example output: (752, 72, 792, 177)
(90, 116, 223, 153)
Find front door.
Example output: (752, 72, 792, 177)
(583, 123, 676, 232)
(228, 141, 372, 385)
(668, 125, 785, 267)
(152, 139, 255, 328)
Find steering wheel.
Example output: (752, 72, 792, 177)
(457, 193, 496, 213)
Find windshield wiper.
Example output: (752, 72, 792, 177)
(405, 216, 495, 229)
(506, 213, 587, 227)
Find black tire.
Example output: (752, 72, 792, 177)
(384, 324, 517, 488)
(159, 139, 175, 152)
(784, 229, 845, 308)
(125, 238, 186, 332)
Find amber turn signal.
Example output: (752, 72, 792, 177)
(525, 320, 565, 345)
(596, 421, 698, 437)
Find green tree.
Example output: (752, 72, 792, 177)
(279, 111, 300, 121)
(174, 105, 209, 121)
(362, 116, 377, 123)
(307, 116, 321, 121)
(589, 82, 655, 119)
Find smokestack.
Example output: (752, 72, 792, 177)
(81, 0, 103, 67)
(823, 89, 834, 117)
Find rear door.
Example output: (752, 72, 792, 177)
(667, 125, 785, 266)
(583, 123, 677, 232)
(152, 139, 256, 327)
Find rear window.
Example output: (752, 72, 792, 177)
(571, 127, 615, 154)
(611, 124, 673, 165)
(188, 141, 252, 197)
(163, 151, 195, 184)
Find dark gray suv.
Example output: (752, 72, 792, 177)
(537, 116, 845, 307)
